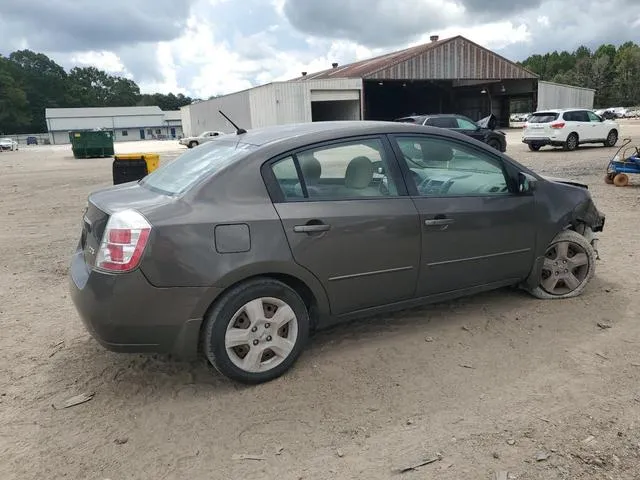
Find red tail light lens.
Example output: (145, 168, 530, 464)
(96, 210, 151, 272)
(550, 122, 565, 129)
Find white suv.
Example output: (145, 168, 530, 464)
(522, 109, 619, 152)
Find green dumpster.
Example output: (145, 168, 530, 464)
(69, 130, 115, 159)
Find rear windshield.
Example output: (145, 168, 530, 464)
(139, 140, 257, 196)
(528, 112, 559, 123)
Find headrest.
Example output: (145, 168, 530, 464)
(422, 141, 454, 162)
(299, 154, 322, 183)
(345, 156, 374, 189)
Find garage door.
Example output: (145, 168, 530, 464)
(310, 89, 361, 102)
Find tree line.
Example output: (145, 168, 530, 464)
(519, 41, 640, 108)
(0, 50, 195, 134)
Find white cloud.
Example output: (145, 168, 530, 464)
(2, 0, 638, 99)
(70, 51, 127, 74)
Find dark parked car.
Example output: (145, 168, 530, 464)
(70, 121, 604, 384)
(395, 113, 507, 152)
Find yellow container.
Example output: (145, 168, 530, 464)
(114, 153, 160, 173)
(112, 153, 160, 185)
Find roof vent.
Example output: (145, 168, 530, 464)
(332, 62, 339, 68)
(301, 71, 307, 76)
(430, 35, 439, 42)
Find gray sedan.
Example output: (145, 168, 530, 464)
(70, 121, 605, 384)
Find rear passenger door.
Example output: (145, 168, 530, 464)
(263, 136, 422, 316)
(566, 110, 591, 140)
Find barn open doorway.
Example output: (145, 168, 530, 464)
(363, 80, 454, 121)
(311, 100, 361, 121)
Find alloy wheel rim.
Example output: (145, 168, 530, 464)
(225, 297, 299, 373)
(540, 240, 590, 295)
(608, 132, 617, 144)
(568, 136, 577, 149)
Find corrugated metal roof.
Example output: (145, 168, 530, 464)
(291, 36, 537, 81)
(45, 106, 164, 118)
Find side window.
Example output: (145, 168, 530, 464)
(428, 117, 456, 128)
(587, 111, 601, 122)
(271, 138, 399, 201)
(574, 111, 590, 122)
(271, 156, 301, 200)
(394, 136, 510, 197)
(563, 112, 575, 122)
(455, 117, 477, 130)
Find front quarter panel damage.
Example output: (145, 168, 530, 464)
(522, 179, 605, 289)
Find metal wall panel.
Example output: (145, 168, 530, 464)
(249, 84, 278, 127)
(537, 81, 595, 110)
(180, 106, 192, 137)
(310, 89, 360, 101)
(251, 79, 363, 126)
(183, 79, 364, 131)
(366, 37, 537, 81)
(185, 90, 253, 135)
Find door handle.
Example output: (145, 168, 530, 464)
(293, 223, 331, 233)
(424, 218, 455, 226)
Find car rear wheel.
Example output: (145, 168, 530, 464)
(564, 133, 579, 151)
(188, 141, 198, 148)
(202, 278, 310, 384)
(528, 144, 542, 152)
(528, 229, 595, 300)
(604, 130, 618, 147)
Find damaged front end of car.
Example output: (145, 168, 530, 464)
(570, 197, 605, 258)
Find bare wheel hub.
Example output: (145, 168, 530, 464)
(540, 240, 590, 295)
(225, 297, 298, 373)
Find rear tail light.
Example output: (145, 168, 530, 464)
(96, 209, 151, 272)
(550, 122, 565, 129)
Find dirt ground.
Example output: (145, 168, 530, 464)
(2, 123, 640, 480)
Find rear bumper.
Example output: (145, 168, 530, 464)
(522, 137, 565, 147)
(69, 250, 213, 358)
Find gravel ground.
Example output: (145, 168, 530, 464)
(2, 123, 640, 480)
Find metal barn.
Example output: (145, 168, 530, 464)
(181, 35, 593, 134)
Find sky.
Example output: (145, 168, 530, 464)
(1, 0, 639, 99)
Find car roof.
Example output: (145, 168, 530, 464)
(229, 120, 452, 148)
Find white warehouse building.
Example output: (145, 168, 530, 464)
(181, 78, 362, 136)
(45, 106, 183, 145)
(181, 35, 595, 135)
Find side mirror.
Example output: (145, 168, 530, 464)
(518, 172, 537, 193)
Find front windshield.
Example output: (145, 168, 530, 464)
(140, 140, 256, 196)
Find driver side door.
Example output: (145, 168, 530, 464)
(390, 134, 537, 297)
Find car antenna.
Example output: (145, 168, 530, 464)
(218, 110, 247, 134)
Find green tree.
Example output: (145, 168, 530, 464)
(0, 57, 31, 133)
